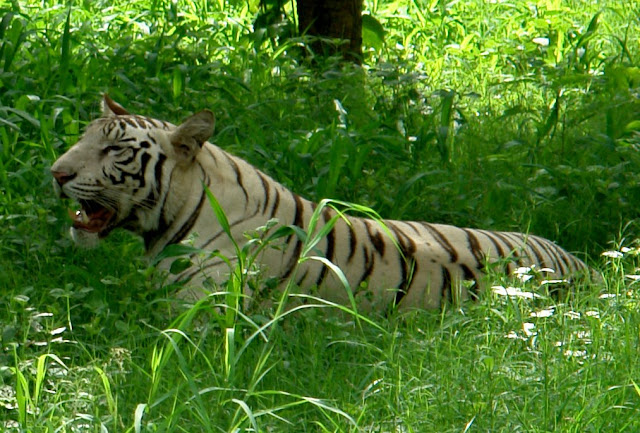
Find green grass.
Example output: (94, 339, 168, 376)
(2, 0, 640, 431)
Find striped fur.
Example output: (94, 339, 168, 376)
(51, 96, 592, 310)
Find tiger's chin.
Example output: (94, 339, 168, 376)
(69, 227, 101, 248)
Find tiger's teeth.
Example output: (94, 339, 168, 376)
(75, 209, 90, 224)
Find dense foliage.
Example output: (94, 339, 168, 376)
(1, 0, 640, 431)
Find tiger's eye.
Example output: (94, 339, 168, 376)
(102, 145, 123, 154)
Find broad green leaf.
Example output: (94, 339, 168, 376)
(154, 243, 207, 263)
(362, 14, 385, 51)
(169, 257, 192, 274)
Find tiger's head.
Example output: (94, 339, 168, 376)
(51, 95, 215, 247)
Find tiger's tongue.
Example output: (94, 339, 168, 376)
(68, 208, 113, 233)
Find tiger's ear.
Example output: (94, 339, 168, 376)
(170, 110, 215, 164)
(102, 94, 130, 116)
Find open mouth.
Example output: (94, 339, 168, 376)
(68, 200, 116, 236)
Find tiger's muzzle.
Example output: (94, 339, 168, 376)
(52, 170, 117, 237)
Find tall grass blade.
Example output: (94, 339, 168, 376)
(232, 398, 260, 431)
(161, 329, 213, 430)
(204, 185, 234, 247)
(307, 255, 356, 309)
(14, 368, 28, 426)
(224, 327, 236, 381)
(172, 67, 183, 101)
(1, 13, 26, 72)
(34, 353, 66, 408)
(60, 6, 72, 88)
(94, 366, 117, 419)
(6, 107, 40, 129)
(0, 12, 13, 67)
(133, 403, 147, 433)
(437, 90, 455, 163)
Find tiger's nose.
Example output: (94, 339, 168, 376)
(51, 170, 77, 186)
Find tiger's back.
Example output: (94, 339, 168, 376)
(51, 96, 593, 311)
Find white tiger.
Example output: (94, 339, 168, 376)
(51, 95, 593, 310)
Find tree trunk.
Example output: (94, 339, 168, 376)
(296, 0, 363, 64)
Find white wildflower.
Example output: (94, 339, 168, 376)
(564, 311, 581, 320)
(523, 322, 536, 337)
(514, 266, 532, 275)
(530, 307, 555, 318)
(541, 279, 567, 285)
(506, 331, 517, 339)
(576, 331, 592, 342)
(564, 349, 587, 358)
(50, 327, 66, 336)
(492, 285, 541, 299)
(532, 37, 549, 47)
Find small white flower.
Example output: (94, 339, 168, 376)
(333, 99, 348, 115)
(565, 311, 581, 320)
(135, 21, 150, 35)
(492, 285, 541, 299)
(532, 37, 549, 47)
(523, 322, 536, 337)
(514, 266, 532, 275)
(531, 308, 555, 318)
(585, 310, 600, 318)
(541, 279, 567, 285)
(513, 267, 534, 282)
(576, 331, 592, 341)
(564, 349, 587, 358)
(505, 331, 520, 339)
(602, 251, 624, 258)
(50, 327, 66, 336)
(599, 293, 618, 299)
